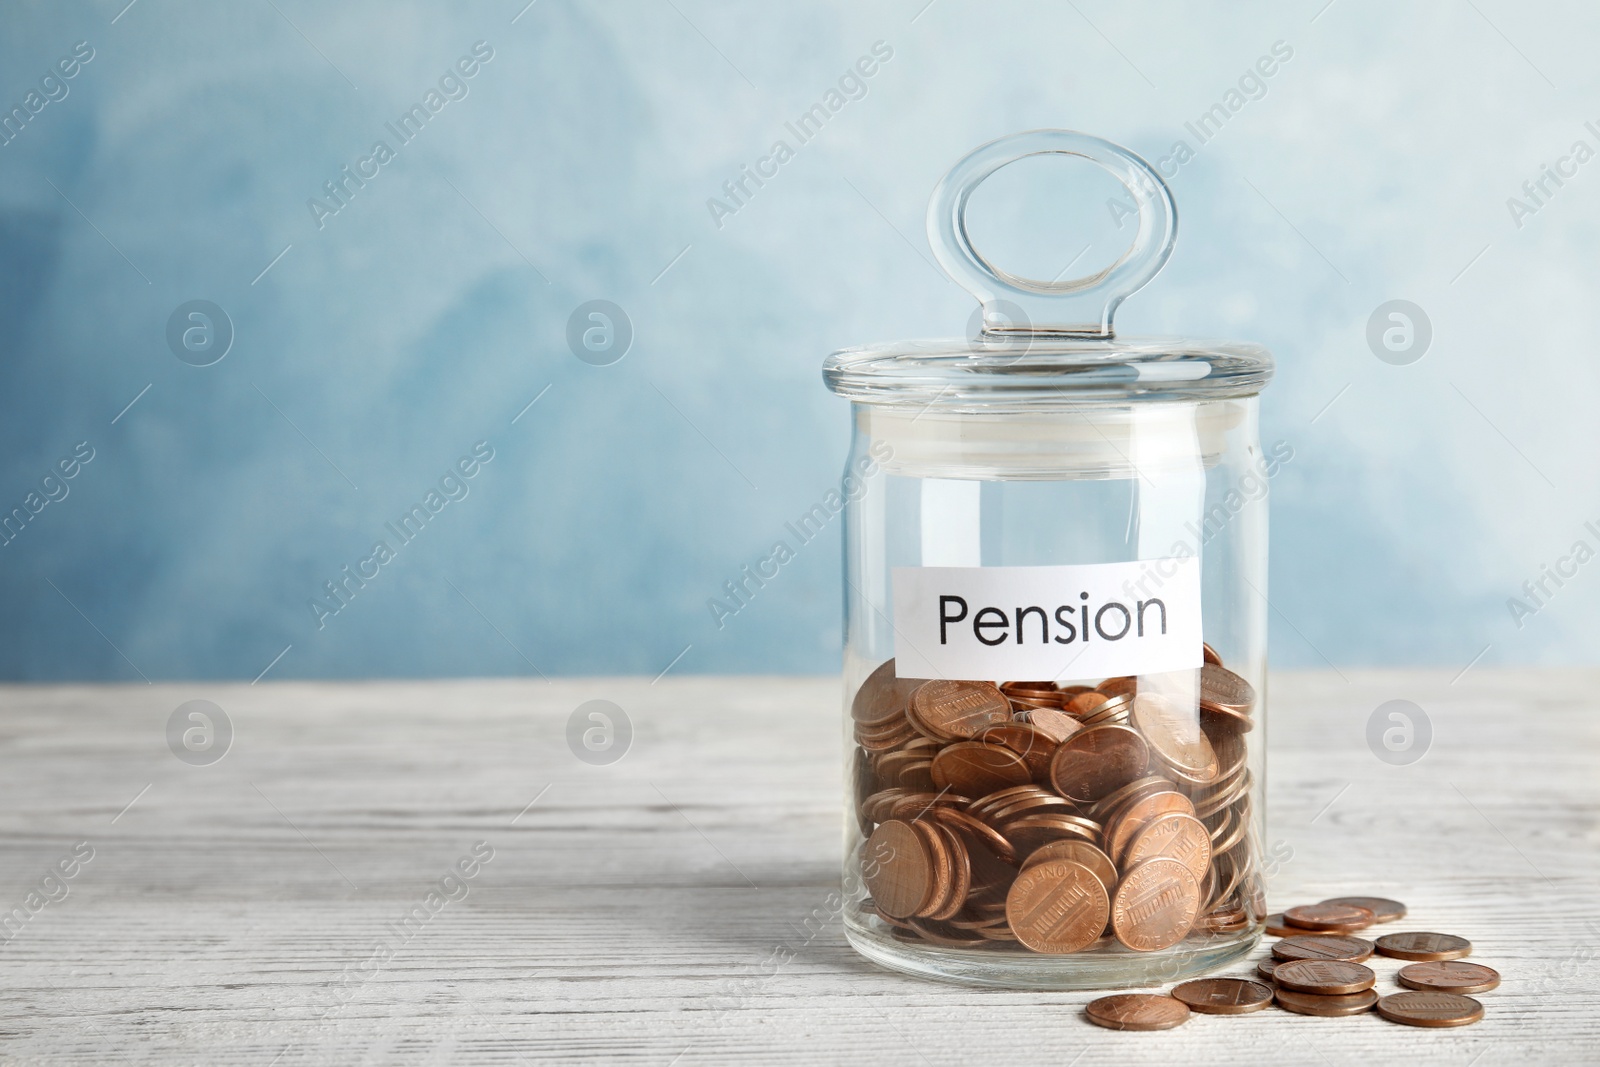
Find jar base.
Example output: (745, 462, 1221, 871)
(844, 916, 1261, 991)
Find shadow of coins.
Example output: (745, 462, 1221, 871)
(167, 699, 233, 766)
(566, 300, 632, 366)
(567, 699, 632, 765)
(166, 300, 234, 367)
(1366, 300, 1431, 366)
(966, 300, 1034, 366)
(1366, 699, 1431, 766)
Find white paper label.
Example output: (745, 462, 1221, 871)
(891, 559, 1203, 683)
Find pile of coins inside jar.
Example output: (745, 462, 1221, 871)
(1082, 895, 1495, 1030)
(852, 647, 1261, 953)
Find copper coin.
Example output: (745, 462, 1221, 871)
(1274, 987, 1378, 1017)
(1026, 707, 1082, 743)
(1004, 859, 1110, 954)
(926, 823, 973, 922)
(1199, 662, 1255, 714)
(1198, 700, 1253, 732)
(999, 812, 1099, 839)
(977, 723, 1058, 779)
(909, 680, 1012, 741)
(1097, 675, 1138, 699)
(1202, 642, 1223, 666)
(903, 917, 987, 947)
(852, 659, 924, 725)
(1397, 961, 1500, 994)
(1132, 692, 1218, 779)
(910, 819, 955, 919)
(861, 820, 932, 919)
(888, 792, 970, 822)
(1375, 932, 1472, 962)
(985, 792, 1078, 824)
(1272, 935, 1375, 963)
(1171, 978, 1273, 1015)
(1111, 857, 1200, 952)
(1078, 692, 1133, 726)
(1106, 790, 1195, 862)
(1064, 690, 1109, 716)
(1257, 958, 1280, 980)
(1321, 895, 1406, 923)
(1210, 808, 1250, 860)
(1001, 814, 1098, 855)
(1008, 696, 1060, 716)
(1375, 991, 1484, 1028)
(1084, 993, 1191, 1031)
(856, 726, 918, 753)
(892, 760, 936, 792)
(968, 784, 1047, 815)
(1000, 680, 1059, 699)
(1283, 903, 1375, 932)
(1272, 959, 1376, 995)
(1021, 839, 1117, 892)
(1049, 724, 1149, 804)
(930, 742, 1032, 796)
(1088, 775, 1174, 821)
(930, 805, 1019, 868)
(1122, 812, 1212, 882)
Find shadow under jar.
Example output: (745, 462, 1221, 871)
(824, 130, 1275, 989)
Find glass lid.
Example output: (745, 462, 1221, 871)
(823, 130, 1274, 406)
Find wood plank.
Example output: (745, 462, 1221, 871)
(0, 671, 1596, 1063)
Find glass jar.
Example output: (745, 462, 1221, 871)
(824, 131, 1275, 990)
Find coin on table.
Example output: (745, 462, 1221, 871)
(1171, 978, 1274, 1014)
(1274, 987, 1378, 1017)
(1005, 859, 1110, 954)
(1397, 961, 1500, 994)
(1283, 902, 1375, 932)
(1321, 895, 1406, 923)
(852, 659, 924, 725)
(1272, 935, 1375, 963)
(1202, 642, 1223, 666)
(1272, 959, 1376, 995)
(1376, 991, 1484, 1028)
(1085, 993, 1191, 1031)
(1257, 958, 1280, 981)
(1112, 857, 1200, 952)
(1264, 913, 1300, 937)
(1122, 811, 1212, 882)
(1374, 932, 1472, 962)
(861, 820, 933, 919)
(1049, 724, 1149, 804)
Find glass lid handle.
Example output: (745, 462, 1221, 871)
(926, 129, 1177, 340)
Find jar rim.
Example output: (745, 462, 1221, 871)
(822, 335, 1274, 406)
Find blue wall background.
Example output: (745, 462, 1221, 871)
(2, 0, 1596, 681)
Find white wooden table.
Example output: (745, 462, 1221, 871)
(1, 671, 1595, 1064)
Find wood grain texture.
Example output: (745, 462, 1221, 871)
(0, 670, 1597, 1065)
